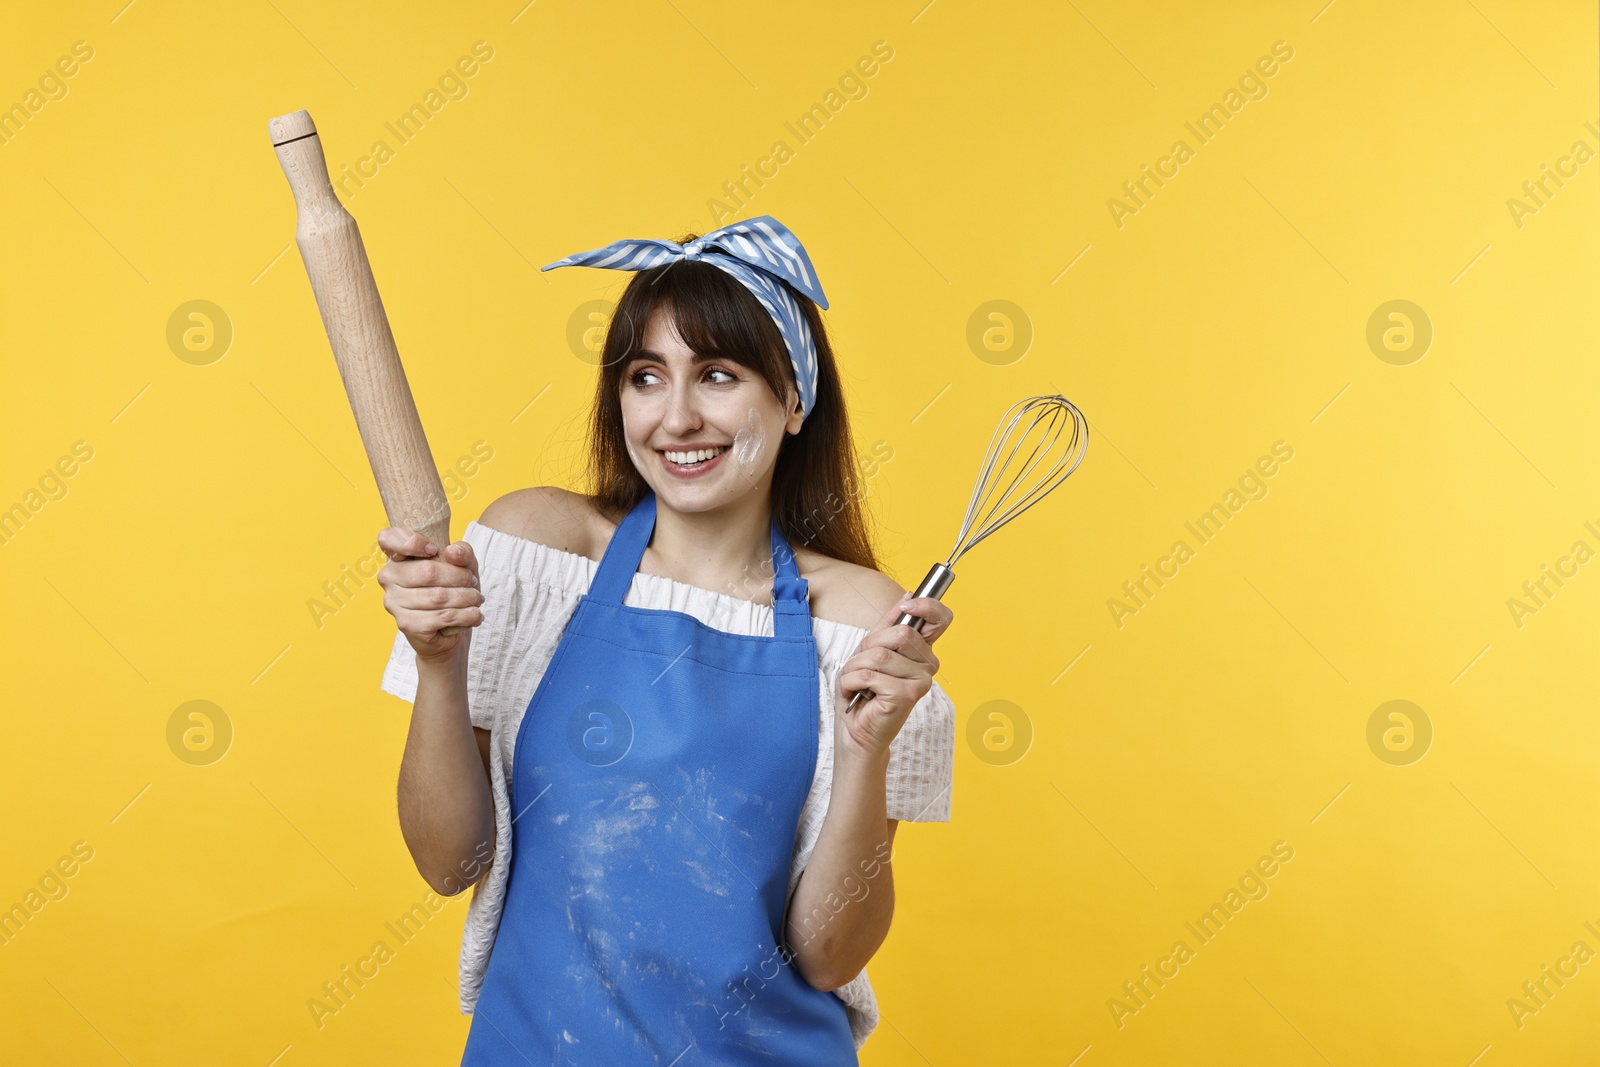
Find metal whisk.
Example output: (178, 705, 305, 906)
(844, 394, 1089, 716)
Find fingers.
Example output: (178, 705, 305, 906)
(441, 540, 479, 578)
(839, 638, 936, 706)
(839, 608, 942, 718)
(387, 579, 484, 611)
(869, 593, 953, 647)
(378, 526, 437, 561)
(852, 623, 940, 675)
(383, 569, 484, 628)
(844, 641, 936, 685)
(390, 599, 486, 636)
(837, 664, 928, 713)
(376, 530, 486, 644)
(378, 537, 479, 590)
(892, 595, 954, 643)
(838, 663, 924, 693)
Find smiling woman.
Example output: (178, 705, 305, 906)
(378, 216, 957, 1064)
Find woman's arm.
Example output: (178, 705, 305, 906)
(785, 590, 951, 990)
(379, 528, 496, 896)
(784, 751, 899, 991)
(397, 651, 497, 896)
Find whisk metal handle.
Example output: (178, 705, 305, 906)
(843, 562, 955, 716)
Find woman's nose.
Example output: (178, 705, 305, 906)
(659, 383, 703, 433)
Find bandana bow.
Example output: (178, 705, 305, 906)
(542, 216, 829, 420)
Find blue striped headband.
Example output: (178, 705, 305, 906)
(541, 215, 829, 420)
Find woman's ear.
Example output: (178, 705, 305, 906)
(784, 390, 805, 435)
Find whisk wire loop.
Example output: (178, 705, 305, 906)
(949, 395, 1087, 567)
(844, 394, 1087, 718)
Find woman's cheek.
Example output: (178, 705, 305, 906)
(732, 406, 765, 468)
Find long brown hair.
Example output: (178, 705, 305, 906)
(582, 234, 880, 573)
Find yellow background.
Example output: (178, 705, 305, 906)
(2, 0, 1596, 1063)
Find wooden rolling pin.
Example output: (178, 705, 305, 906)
(269, 109, 464, 634)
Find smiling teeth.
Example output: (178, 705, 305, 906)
(664, 446, 727, 465)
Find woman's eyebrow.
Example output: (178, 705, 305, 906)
(624, 350, 722, 369)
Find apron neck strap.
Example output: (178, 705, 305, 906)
(589, 490, 814, 637)
(768, 524, 812, 638)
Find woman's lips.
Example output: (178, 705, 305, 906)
(658, 445, 729, 478)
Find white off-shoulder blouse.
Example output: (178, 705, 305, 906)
(379, 519, 956, 1050)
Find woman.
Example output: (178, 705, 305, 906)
(377, 216, 956, 1064)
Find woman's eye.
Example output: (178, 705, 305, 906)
(628, 367, 736, 388)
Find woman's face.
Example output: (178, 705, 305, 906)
(619, 307, 804, 515)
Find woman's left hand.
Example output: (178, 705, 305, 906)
(835, 595, 954, 761)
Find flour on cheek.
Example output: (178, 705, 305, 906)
(732, 407, 766, 467)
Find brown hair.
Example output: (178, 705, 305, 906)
(581, 233, 880, 574)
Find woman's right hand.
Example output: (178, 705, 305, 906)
(376, 527, 484, 663)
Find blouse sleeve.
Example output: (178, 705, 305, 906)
(884, 677, 956, 823)
(379, 522, 515, 733)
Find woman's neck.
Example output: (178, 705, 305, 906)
(645, 493, 776, 603)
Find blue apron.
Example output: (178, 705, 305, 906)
(461, 489, 859, 1066)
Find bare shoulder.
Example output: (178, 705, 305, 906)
(477, 486, 605, 560)
(793, 546, 905, 632)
